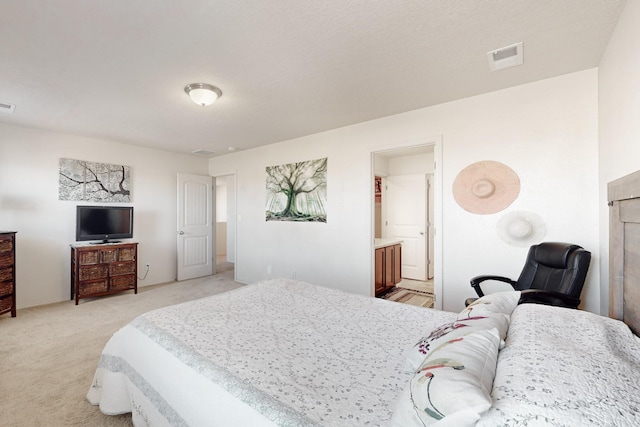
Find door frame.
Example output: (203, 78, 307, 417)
(426, 173, 435, 280)
(370, 136, 443, 309)
(211, 171, 238, 283)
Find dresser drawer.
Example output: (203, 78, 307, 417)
(0, 238, 13, 253)
(118, 247, 136, 262)
(0, 296, 12, 313)
(78, 249, 100, 266)
(0, 267, 12, 282)
(0, 280, 12, 297)
(100, 249, 118, 264)
(0, 252, 12, 268)
(110, 262, 135, 276)
(110, 274, 135, 291)
(0, 232, 15, 317)
(79, 279, 108, 296)
(79, 265, 109, 281)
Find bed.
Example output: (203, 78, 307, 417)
(87, 170, 640, 426)
(87, 278, 459, 426)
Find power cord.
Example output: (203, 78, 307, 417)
(138, 264, 150, 281)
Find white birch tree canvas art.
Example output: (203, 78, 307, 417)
(266, 158, 327, 222)
(59, 158, 131, 202)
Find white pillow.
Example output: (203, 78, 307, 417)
(404, 313, 508, 373)
(458, 291, 521, 319)
(390, 328, 501, 427)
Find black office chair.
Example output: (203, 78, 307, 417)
(465, 242, 591, 309)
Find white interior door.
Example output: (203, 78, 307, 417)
(384, 174, 427, 281)
(177, 173, 214, 281)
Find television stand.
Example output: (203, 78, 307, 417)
(70, 242, 138, 304)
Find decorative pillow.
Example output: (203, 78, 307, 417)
(404, 313, 508, 373)
(390, 328, 501, 427)
(458, 291, 521, 319)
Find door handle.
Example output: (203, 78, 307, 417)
(179, 231, 184, 235)
(419, 231, 425, 235)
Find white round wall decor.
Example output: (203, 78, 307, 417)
(497, 211, 546, 247)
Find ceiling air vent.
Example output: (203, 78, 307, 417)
(486, 42, 523, 72)
(0, 102, 16, 114)
(192, 149, 216, 156)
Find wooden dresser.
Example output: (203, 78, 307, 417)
(0, 231, 17, 317)
(70, 242, 138, 304)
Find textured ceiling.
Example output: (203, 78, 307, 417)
(0, 1, 626, 157)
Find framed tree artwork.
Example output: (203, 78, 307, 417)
(59, 158, 131, 202)
(266, 157, 327, 222)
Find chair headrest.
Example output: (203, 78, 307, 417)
(534, 242, 583, 269)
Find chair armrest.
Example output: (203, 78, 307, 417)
(470, 275, 517, 297)
(518, 289, 580, 309)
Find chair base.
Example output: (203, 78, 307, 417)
(465, 298, 478, 307)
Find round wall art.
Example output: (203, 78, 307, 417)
(497, 211, 547, 247)
(452, 160, 520, 214)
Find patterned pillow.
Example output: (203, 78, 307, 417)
(458, 291, 521, 319)
(404, 313, 508, 373)
(390, 328, 501, 427)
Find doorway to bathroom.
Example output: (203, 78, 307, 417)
(373, 144, 437, 306)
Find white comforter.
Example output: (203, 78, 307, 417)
(87, 279, 456, 426)
(88, 279, 640, 426)
(479, 303, 640, 426)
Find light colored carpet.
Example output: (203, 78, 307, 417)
(0, 263, 243, 426)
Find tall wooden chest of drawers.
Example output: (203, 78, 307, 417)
(70, 242, 138, 304)
(0, 232, 17, 317)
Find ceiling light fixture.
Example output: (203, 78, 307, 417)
(184, 83, 222, 106)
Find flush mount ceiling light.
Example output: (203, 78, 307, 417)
(184, 83, 222, 106)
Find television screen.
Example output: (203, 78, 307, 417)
(76, 206, 134, 243)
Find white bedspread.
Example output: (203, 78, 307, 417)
(87, 279, 456, 426)
(478, 303, 640, 426)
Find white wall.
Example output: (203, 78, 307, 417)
(215, 175, 237, 261)
(210, 69, 600, 313)
(215, 222, 227, 256)
(598, 0, 640, 314)
(388, 152, 434, 176)
(374, 151, 435, 177)
(215, 178, 228, 257)
(215, 178, 228, 222)
(0, 123, 209, 309)
(213, 174, 236, 263)
(225, 174, 236, 263)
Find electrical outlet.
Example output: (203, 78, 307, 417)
(267, 265, 271, 275)
(145, 263, 150, 269)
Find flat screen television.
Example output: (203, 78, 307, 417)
(76, 205, 134, 243)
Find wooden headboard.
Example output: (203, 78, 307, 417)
(608, 169, 640, 336)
